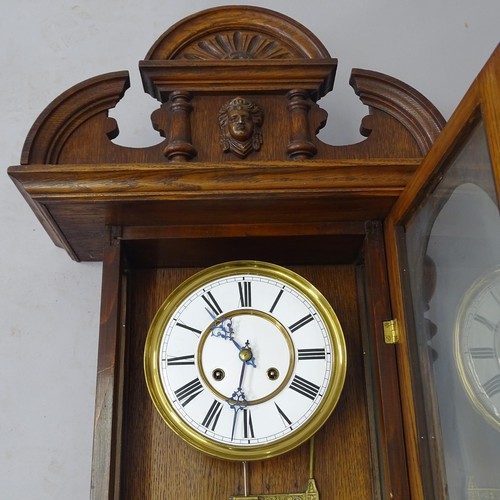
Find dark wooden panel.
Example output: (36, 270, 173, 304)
(91, 239, 126, 499)
(122, 234, 365, 268)
(120, 264, 374, 499)
(361, 221, 410, 498)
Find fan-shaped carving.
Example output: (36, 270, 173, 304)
(144, 6, 331, 61)
(179, 31, 295, 60)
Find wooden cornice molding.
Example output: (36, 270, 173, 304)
(10, 159, 420, 202)
(9, 158, 420, 261)
(139, 59, 337, 102)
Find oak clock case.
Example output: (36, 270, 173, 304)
(17, 5, 498, 500)
(144, 261, 346, 461)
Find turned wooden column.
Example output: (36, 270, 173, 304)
(286, 89, 317, 160)
(163, 90, 197, 161)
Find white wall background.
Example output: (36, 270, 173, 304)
(0, 1, 498, 498)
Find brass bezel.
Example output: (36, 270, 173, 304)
(144, 260, 347, 461)
(455, 267, 500, 432)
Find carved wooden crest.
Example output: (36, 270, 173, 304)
(9, 6, 445, 262)
(143, 6, 330, 60)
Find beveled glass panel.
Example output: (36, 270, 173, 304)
(405, 120, 500, 499)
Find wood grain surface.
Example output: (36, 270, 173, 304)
(119, 265, 374, 499)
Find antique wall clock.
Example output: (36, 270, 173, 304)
(7, 4, 499, 499)
(144, 261, 346, 460)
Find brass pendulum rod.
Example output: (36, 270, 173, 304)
(243, 461, 248, 497)
(230, 437, 320, 499)
(305, 436, 320, 499)
(309, 435, 315, 480)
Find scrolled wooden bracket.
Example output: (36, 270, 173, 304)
(21, 71, 131, 165)
(350, 69, 446, 155)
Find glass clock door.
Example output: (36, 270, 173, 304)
(386, 46, 500, 499)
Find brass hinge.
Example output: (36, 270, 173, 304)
(383, 319, 400, 344)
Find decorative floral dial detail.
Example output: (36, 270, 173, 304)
(144, 261, 346, 461)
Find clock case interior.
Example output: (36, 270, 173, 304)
(8, 6, 500, 499)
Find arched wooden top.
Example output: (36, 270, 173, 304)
(9, 6, 447, 262)
(144, 6, 331, 61)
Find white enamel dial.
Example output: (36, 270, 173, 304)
(144, 261, 346, 461)
(456, 268, 500, 431)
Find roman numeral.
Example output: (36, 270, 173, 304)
(275, 402, 292, 428)
(202, 291, 223, 317)
(238, 281, 252, 307)
(298, 348, 326, 360)
(483, 374, 500, 398)
(269, 288, 284, 313)
(290, 375, 320, 400)
(166, 354, 195, 366)
(176, 321, 202, 336)
(470, 347, 496, 359)
(289, 314, 314, 333)
(243, 409, 255, 439)
(174, 377, 204, 406)
(473, 314, 497, 332)
(202, 400, 223, 431)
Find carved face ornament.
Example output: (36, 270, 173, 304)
(219, 97, 263, 158)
